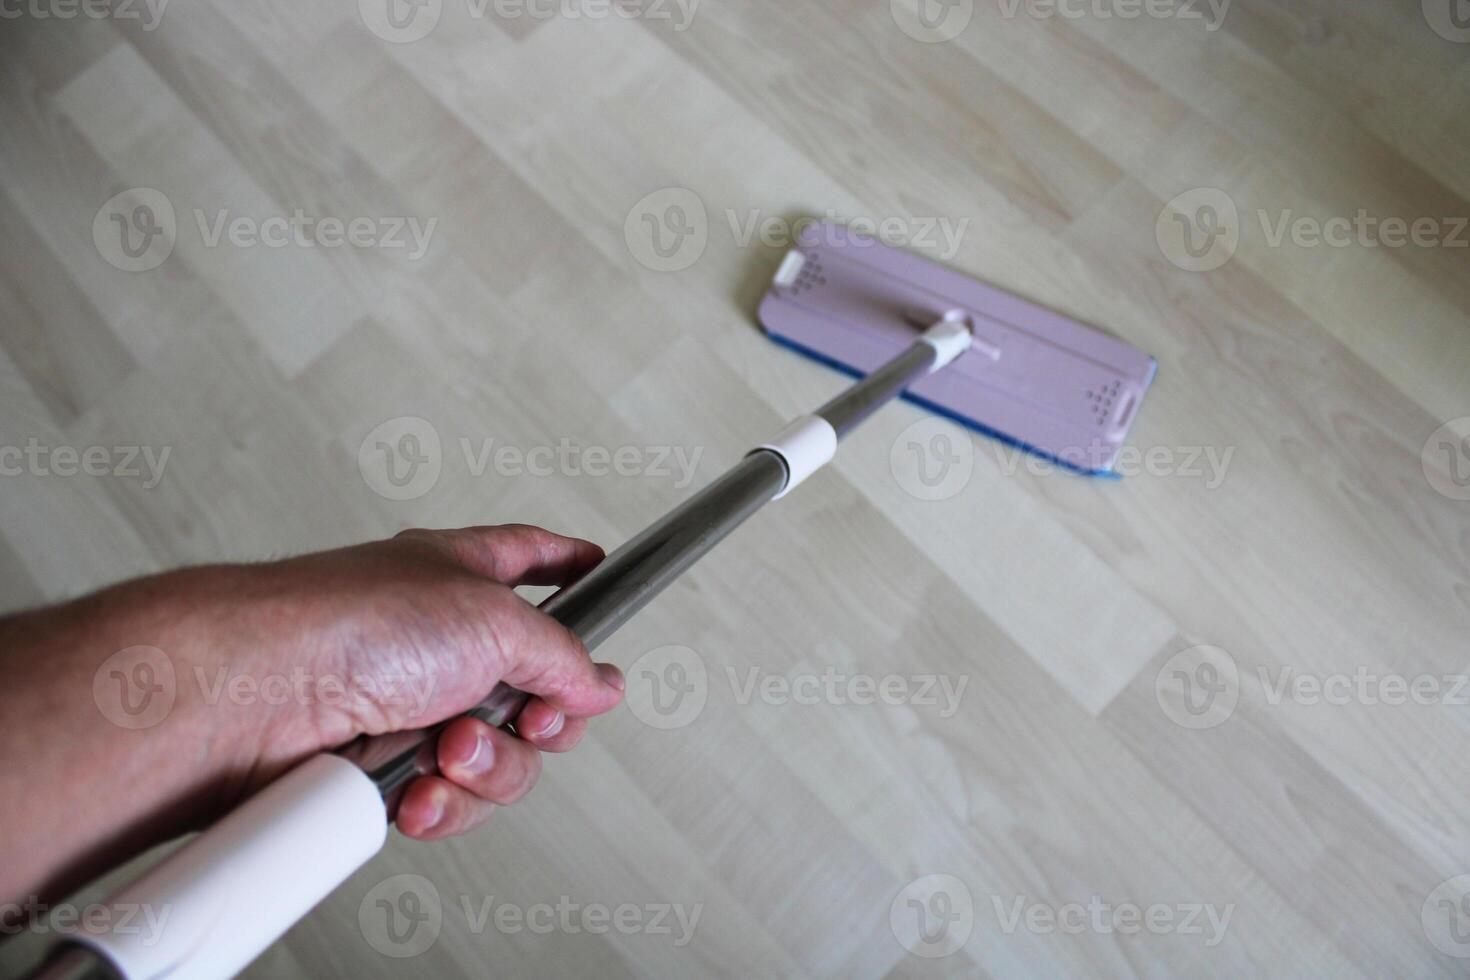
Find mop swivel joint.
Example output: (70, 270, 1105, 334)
(919, 311, 974, 371)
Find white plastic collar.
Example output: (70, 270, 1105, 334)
(754, 414, 838, 499)
(920, 312, 974, 371)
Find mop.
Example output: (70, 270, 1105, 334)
(760, 221, 1157, 476)
(32, 227, 1155, 980)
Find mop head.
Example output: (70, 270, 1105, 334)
(758, 222, 1157, 477)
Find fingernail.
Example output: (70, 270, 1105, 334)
(461, 731, 494, 776)
(423, 790, 446, 832)
(598, 662, 625, 692)
(535, 711, 565, 739)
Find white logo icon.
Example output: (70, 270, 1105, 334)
(1423, 875, 1470, 957)
(93, 188, 176, 272)
(358, 417, 443, 501)
(1156, 644, 1240, 730)
(92, 646, 176, 730)
(1423, 0, 1470, 41)
(624, 188, 709, 273)
(359, 874, 443, 957)
(1156, 187, 1239, 273)
(890, 417, 975, 501)
(892, 0, 975, 42)
(359, 0, 442, 43)
(1422, 417, 1470, 501)
(890, 874, 974, 957)
(625, 645, 709, 730)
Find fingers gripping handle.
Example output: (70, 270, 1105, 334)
(71, 756, 387, 980)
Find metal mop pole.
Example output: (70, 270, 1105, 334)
(33, 315, 971, 980)
(346, 324, 962, 808)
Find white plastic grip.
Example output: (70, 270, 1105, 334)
(74, 755, 388, 980)
(773, 249, 806, 288)
(920, 311, 974, 370)
(755, 414, 838, 499)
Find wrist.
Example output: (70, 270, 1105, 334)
(64, 567, 277, 827)
(0, 576, 252, 903)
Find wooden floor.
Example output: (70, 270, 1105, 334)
(2, 1, 1468, 976)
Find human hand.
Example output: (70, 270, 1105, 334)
(0, 525, 624, 905)
(221, 525, 625, 839)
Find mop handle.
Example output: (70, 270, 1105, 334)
(341, 313, 972, 808)
(38, 316, 971, 980)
